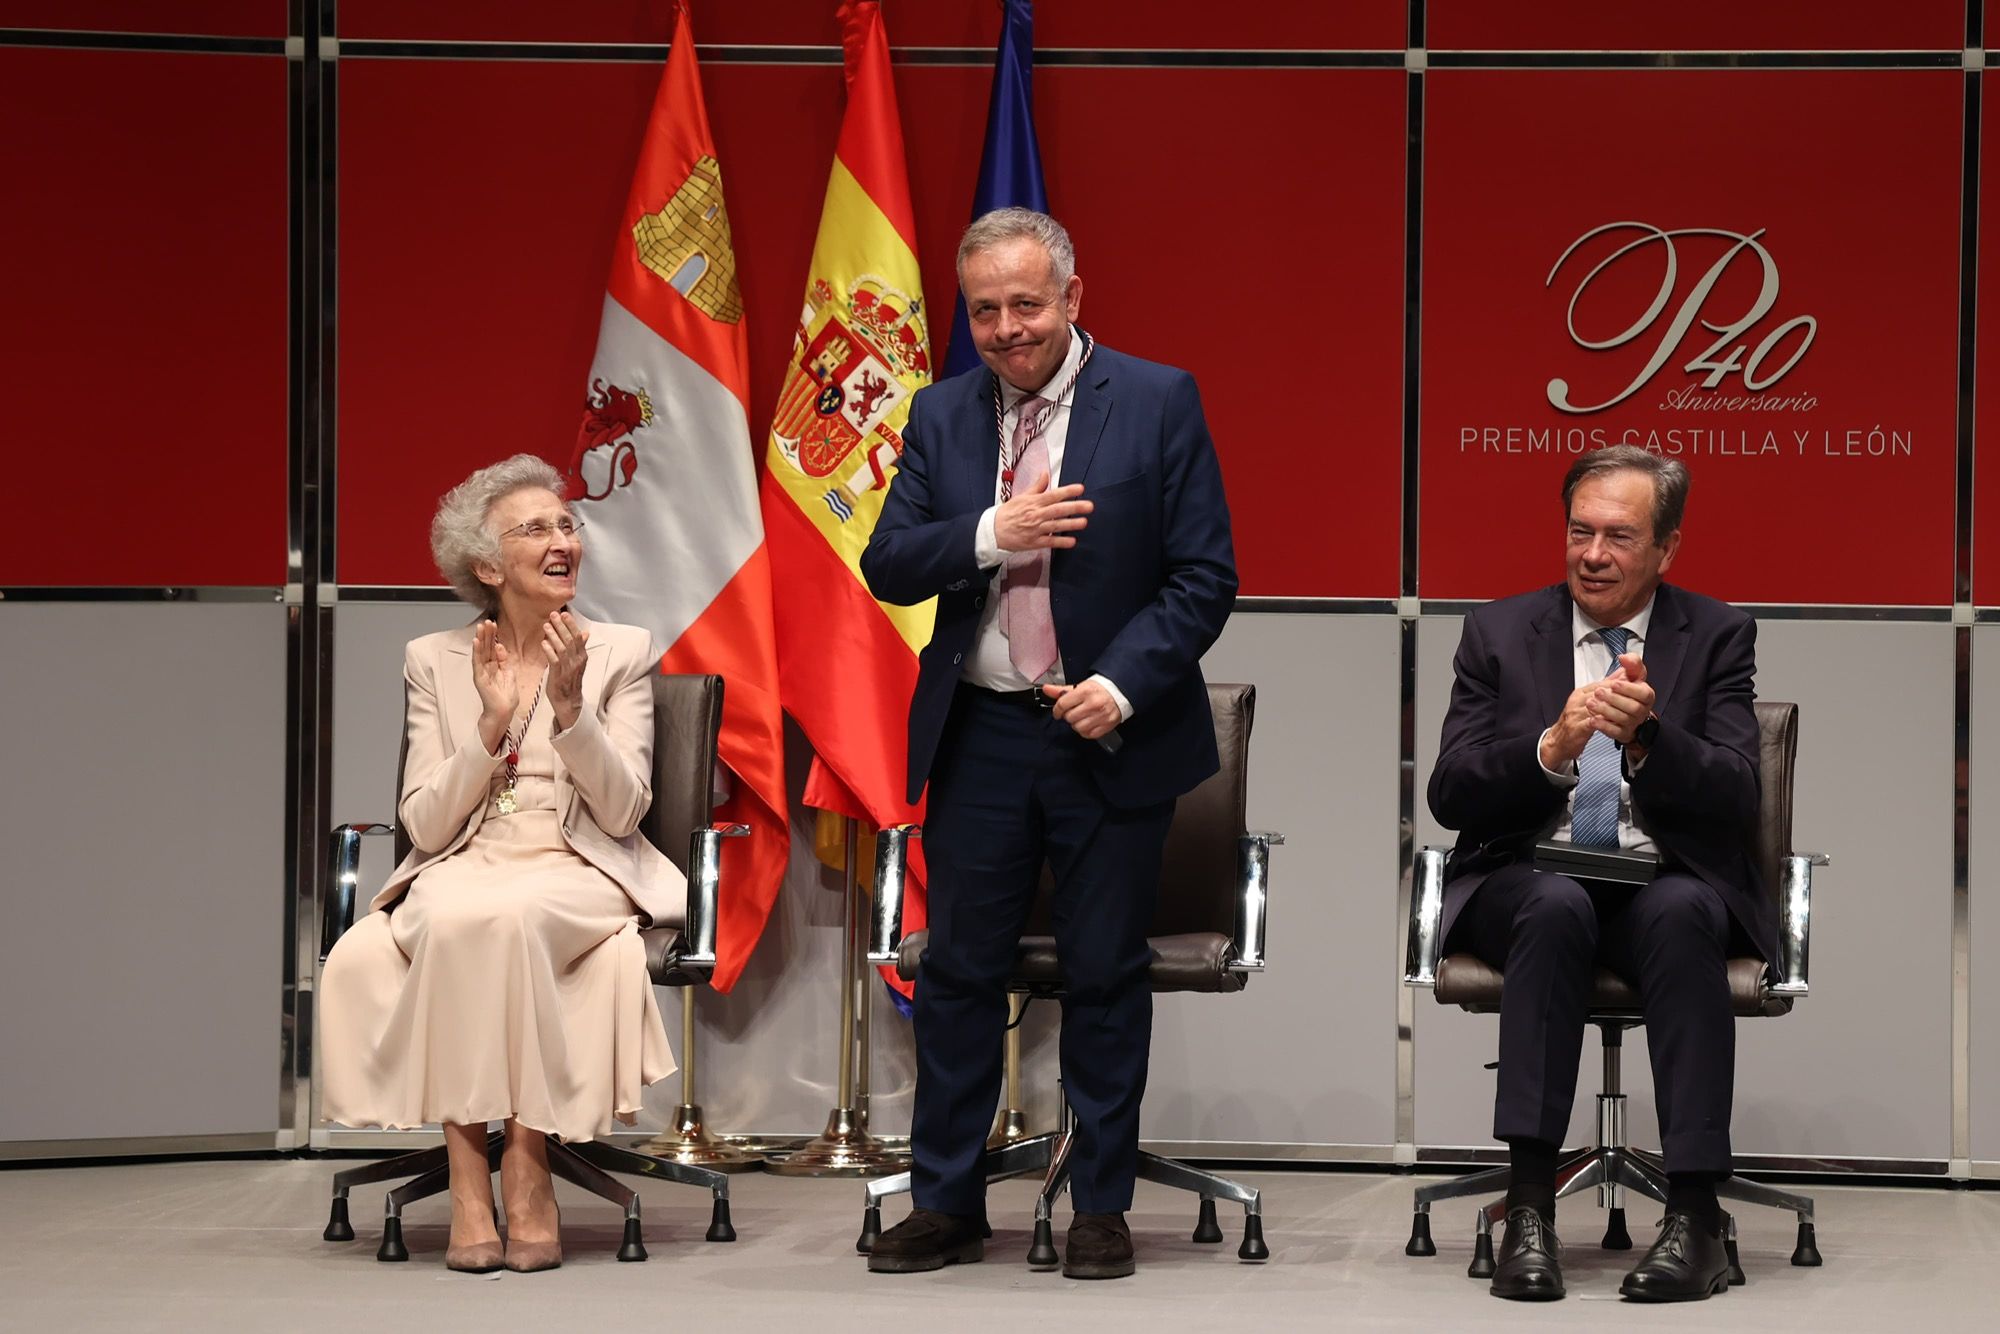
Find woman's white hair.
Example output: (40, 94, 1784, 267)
(429, 454, 568, 613)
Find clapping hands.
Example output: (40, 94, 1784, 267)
(543, 610, 590, 731)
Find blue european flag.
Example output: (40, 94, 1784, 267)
(942, 0, 1049, 378)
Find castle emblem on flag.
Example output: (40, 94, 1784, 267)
(569, 378, 653, 500)
(771, 275, 931, 521)
(632, 154, 743, 323)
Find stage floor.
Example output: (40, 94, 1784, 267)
(2, 1159, 1995, 1330)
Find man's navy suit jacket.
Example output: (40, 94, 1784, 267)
(860, 343, 1238, 810)
(1427, 581, 1772, 962)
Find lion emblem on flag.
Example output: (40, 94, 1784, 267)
(568, 378, 654, 501)
(771, 274, 932, 522)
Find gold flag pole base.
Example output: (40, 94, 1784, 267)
(634, 987, 765, 1171)
(987, 994, 1032, 1149)
(637, 1104, 767, 1173)
(764, 1106, 911, 1178)
(766, 815, 910, 1178)
(986, 1108, 1031, 1150)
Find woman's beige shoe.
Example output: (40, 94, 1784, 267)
(444, 1240, 504, 1273)
(503, 1238, 562, 1273)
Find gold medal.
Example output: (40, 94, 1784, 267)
(496, 788, 519, 816)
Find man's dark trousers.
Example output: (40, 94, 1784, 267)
(910, 687, 1174, 1216)
(1447, 861, 1737, 1173)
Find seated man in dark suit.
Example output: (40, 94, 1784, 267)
(1429, 445, 1768, 1303)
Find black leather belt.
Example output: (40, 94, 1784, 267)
(959, 683, 1057, 710)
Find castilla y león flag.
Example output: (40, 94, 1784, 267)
(760, 0, 933, 996)
(566, 2, 787, 992)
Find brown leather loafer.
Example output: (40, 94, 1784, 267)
(867, 1208, 985, 1273)
(1063, 1211, 1136, 1280)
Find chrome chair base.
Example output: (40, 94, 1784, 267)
(322, 1130, 737, 1261)
(1404, 1141, 1819, 1276)
(855, 1130, 1269, 1264)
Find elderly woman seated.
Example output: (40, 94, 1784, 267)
(319, 454, 678, 1274)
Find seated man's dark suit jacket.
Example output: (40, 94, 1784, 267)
(1428, 581, 1771, 963)
(860, 342, 1238, 808)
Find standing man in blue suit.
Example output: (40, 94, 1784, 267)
(860, 208, 1237, 1281)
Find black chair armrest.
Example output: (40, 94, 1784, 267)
(1227, 831, 1283, 972)
(1772, 851, 1827, 998)
(674, 821, 746, 983)
(323, 822, 395, 960)
(1403, 846, 1451, 988)
(868, 824, 922, 966)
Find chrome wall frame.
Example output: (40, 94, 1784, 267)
(0, 3, 1992, 1176)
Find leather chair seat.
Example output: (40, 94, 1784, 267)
(1434, 953, 1792, 1018)
(896, 928, 1248, 994)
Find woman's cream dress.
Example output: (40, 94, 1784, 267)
(318, 696, 674, 1141)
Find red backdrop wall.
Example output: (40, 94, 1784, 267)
(6, 1, 1997, 605)
(0, 46, 288, 585)
(335, 0, 1406, 50)
(336, 52, 1406, 595)
(1421, 69, 1964, 605)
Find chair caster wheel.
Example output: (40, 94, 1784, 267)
(1405, 1211, 1436, 1257)
(1601, 1205, 1632, 1250)
(1467, 1229, 1495, 1279)
(323, 1197, 355, 1242)
(1193, 1198, 1224, 1244)
(1791, 1221, 1822, 1267)
(376, 1216, 409, 1262)
(856, 1203, 880, 1255)
(1027, 1217, 1059, 1271)
(618, 1216, 648, 1262)
(706, 1198, 737, 1243)
(1237, 1214, 1269, 1262)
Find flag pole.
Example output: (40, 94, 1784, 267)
(988, 995, 1031, 1146)
(766, 816, 909, 1175)
(856, 924, 874, 1131)
(637, 991, 763, 1170)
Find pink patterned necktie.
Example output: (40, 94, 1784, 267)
(1002, 395, 1059, 682)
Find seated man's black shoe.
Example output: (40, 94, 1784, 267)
(1490, 1205, 1565, 1300)
(1063, 1211, 1136, 1280)
(866, 1208, 985, 1273)
(1619, 1209, 1730, 1302)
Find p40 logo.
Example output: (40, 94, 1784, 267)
(1545, 222, 1817, 414)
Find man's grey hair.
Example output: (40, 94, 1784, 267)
(1561, 445, 1690, 543)
(430, 453, 568, 612)
(957, 207, 1076, 288)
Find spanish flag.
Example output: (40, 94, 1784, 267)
(568, 1, 788, 992)
(760, 0, 932, 996)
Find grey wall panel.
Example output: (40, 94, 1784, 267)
(1412, 613, 1518, 1149)
(1971, 627, 2000, 1164)
(1146, 614, 1402, 1146)
(0, 604, 287, 1142)
(1415, 612, 1954, 1162)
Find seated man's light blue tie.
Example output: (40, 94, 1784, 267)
(1570, 626, 1632, 848)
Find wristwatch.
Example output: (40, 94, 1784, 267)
(1631, 714, 1661, 749)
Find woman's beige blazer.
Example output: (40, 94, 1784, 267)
(367, 614, 686, 927)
